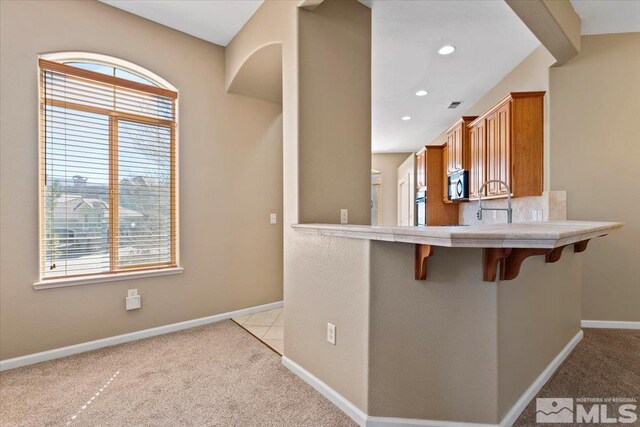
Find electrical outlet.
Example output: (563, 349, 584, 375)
(340, 209, 348, 224)
(532, 209, 543, 222)
(127, 289, 138, 297)
(270, 213, 277, 224)
(327, 323, 336, 345)
(493, 210, 497, 220)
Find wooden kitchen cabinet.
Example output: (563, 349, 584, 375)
(445, 116, 477, 175)
(468, 92, 544, 200)
(415, 147, 426, 190)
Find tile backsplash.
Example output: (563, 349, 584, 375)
(459, 191, 567, 225)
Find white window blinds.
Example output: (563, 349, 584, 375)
(39, 59, 177, 280)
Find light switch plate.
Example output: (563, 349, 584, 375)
(327, 323, 336, 345)
(270, 213, 277, 224)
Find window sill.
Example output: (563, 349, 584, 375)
(33, 267, 184, 290)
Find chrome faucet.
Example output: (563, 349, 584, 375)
(477, 180, 513, 224)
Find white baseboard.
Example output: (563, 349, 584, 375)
(283, 331, 584, 427)
(498, 329, 583, 427)
(282, 356, 368, 426)
(366, 416, 498, 427)
(283, 354, 499, 427)
(0, 300, 283, 372)
(582, 320, 640, 330)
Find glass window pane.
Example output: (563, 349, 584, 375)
(117, 120, 172, 268)
(43, 106, 111, 278)
(66, 62, 114, 76)
(115, 68, 158, 86)
(65, 62, 158, 86)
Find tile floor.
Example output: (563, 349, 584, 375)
(232, 307, 283, 355)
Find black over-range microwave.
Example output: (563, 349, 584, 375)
(448, 170, 469, 201)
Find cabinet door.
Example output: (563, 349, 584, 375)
(446, 125, 464, 174)
(496, 102, 511, 195)
(416, 150, 426, 189)
(469, 121, 485, 199)
(469, 126, 478, 198)
(453, 125, 463, 171)
(446, 132, 456, 174)
(477, 120, 486, 197)
(485, 112, 499, 195)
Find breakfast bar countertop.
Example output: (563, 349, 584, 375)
(292, 221, 623, 249)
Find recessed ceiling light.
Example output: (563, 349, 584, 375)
(401, 116, 411, 121)
(416, 90, 429, 97)
(438, 45, 456, 55)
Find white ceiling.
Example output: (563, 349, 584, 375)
(99, 0, 264, 46)
(99, 0, 638, 153)
(371, 0, 539, 153)
(570, 0, 640, 35)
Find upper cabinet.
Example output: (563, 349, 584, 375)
(415, 147, 426, 190)
(468, 92, 544, 200)
(445, 116, 477, 175)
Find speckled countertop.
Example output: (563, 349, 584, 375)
(292, 221, 623, 248)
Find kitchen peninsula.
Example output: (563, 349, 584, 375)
(284, 221, 622, 425)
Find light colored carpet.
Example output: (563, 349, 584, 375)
(4, 323, 636, 426)
(514, 328, 640, 426)
(0, 320, 357, 427)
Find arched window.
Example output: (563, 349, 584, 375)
(38, 53, 179, 284)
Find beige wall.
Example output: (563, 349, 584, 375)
(227, 42, 283, 104)
(540, 0, 581, 56)
(226, 2, 300, 338)
(298, 0, 372, 225)
(228, 1, 373, 410)
(505, 0, 581, 66)
(286, 232, 370, 411)
(288, 232, 582, 423)
(497, 251, 582, 417)
(368, 244, 499, 423)
(371, 153, 412, 226)
(458, 45, 554, 117)
(0, 0, 283, 360)
(227, 9, 372, 380)
(370, 242, 581, 423)
(550, 33, 640, 322)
